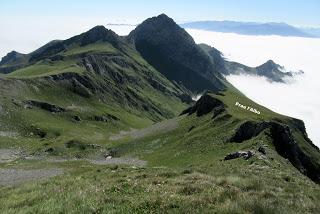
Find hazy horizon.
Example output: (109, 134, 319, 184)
(1, 0, 320, 58)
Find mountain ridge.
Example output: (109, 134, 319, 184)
(181, 20, 319, 38)
(199, 43, 302, 82)
(1, 14, 320, 213)
(128, 14, 225, 93)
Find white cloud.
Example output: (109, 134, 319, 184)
(186, 29, 320, 147)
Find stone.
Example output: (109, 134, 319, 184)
(224, 150, 255, 161)
(258, 146, 267, 155)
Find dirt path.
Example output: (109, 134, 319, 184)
(0, 149, 22, 163)
(0, 168, 63, 186)
(109, 117, 180, 141)
(25, 156, 147, 167)
(0, 148, 147, 166)
(0, 149, 146, 186)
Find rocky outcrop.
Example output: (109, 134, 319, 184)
(270, 123, 320, 183)
(230, 120, 320, 183)
(93, 114, 119, 122)
(0, 51, 26, 66)
(229, 121, 270, 143)
(23, 100, 65, 113)
(65, 140, 102, 150)
(224, 150, 255, 160)
(0, 51, 28, 74)
(181, 94, 225, 117)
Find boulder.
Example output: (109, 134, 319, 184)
(224, 150, 255, 161)
(258, 145, 267, 155)
(23, 100, 65, 113)
(73, 115, 81, 122)
(181, 94, 225, 117)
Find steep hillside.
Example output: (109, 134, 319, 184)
(0, 25, 191, 158)
(128, 14, 225, 93)
(113, 87, 320, 182)
(0, 14, 320, 214)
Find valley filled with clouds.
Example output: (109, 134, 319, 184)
(187, 29, 320, 147)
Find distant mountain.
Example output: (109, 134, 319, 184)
(181, 20, 319, 38)
(0, 51, 29, 74)
(300, 27, 320, 37)
(199, 44, 301, 82)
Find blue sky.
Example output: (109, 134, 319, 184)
(1, 0, 320, 26)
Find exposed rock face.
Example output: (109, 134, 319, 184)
(255, 60, 291, 82)
(73, 115, 81, 122)
(258, 145, 267, 155)
(78, 26, 120, 47)
(0, 51, 26, 66)
(181, 94, 225, 117)
(65, 140, 101, 150)
(94, 114, 119, 122)
(23, 100, 65, 113)
(230, 120, 320, 183)
(199, 44, 228, 75)
(229, 121, 270, 143)
(30, 26, 122, 63)
(0, 26, 123, 71)
(184, 94, 320, 183)
(270, 123, 320, 183)
(128, 14, 225, 93)
(0, 51, 28, 74)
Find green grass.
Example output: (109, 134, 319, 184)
(1, 83, 320, 213)
(7, 60, 84, 78)
(0, 37, 319, 213)
(214, 84, 286, 121)
(63, 43, 118, 56)
(0, 158, 319, 213)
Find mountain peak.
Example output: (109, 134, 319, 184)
(265, 59, 277, 65)
(153, 13, 173, 23)
(79, 25, 119, 46)
(147, 13, 173, 22)
(129, 14, 177, 39)
(86, 25, 108, 34)
(0, 50, 25, 66)
(257, 59, 280, 71)
(128, 14, 225, 93)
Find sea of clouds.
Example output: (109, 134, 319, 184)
(186, 29, 320, 147)
(1, 19, 319, 147)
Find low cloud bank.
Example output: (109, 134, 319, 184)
(186, 29, 320, 147)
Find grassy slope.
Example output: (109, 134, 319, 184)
(6, 42, 118, 78)
(0, 41, 188, 156)
(1, 84, 317, 213)
(0, 42, 320, 213)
